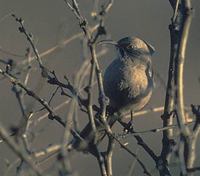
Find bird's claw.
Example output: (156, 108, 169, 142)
(123, 120, 134, 134)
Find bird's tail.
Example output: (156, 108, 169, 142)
(67, 113, 119, 153)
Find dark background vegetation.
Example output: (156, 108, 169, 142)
(0, 0, 200, 175)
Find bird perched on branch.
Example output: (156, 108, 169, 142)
(69, 36, 155, 152)
(103, 37, 155, 116)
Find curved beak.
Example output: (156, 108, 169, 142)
(97, 40, 119, 47)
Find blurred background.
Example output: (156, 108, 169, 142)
(0, 0, 200, 175)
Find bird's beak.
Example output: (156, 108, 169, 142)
(143, 41, 155, 55)
(97, 40, 119, 47)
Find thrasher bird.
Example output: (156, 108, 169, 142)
(69, 36, 155, 152)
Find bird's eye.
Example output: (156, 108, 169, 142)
(127, 45, 135, 49)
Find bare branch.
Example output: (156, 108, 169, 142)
(0, 69, 66, 127)
(0, 122, 43, 176)
(19, 25, 99, 66)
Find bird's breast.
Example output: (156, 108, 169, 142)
(103, 57, 153, 113)
(120, 62, 148, 98)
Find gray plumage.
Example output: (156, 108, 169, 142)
(103, 36, 155, 115)
(69, 36, 155, 152)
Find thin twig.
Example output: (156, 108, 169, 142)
(0, 69, 66, 127)
(113, 135, 151, 176)
(12, 14, 43, 68)
(118, 120, 171, 176)
(0, 122, 43, 176)
(19, 25, 98, 66)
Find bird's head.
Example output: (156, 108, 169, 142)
(117, 37, 155, 56)
(98, 36, 155, 58)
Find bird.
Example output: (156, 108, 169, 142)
(103, 36, 155, 116)
(69, 36, 155, 152)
